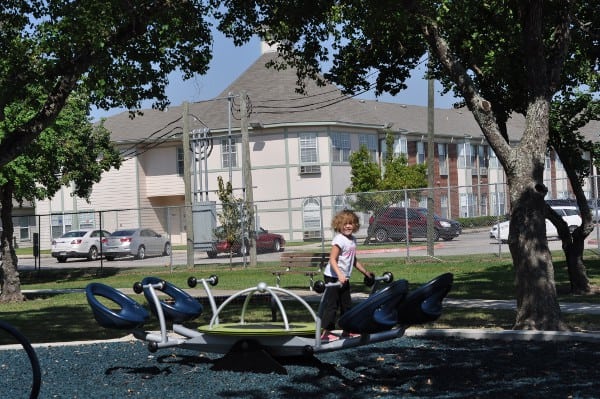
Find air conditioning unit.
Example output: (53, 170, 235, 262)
(299, 165, 321, 175)
(479, 167, 488, 175)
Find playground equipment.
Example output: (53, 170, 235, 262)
(86, 271, 453, 374)
(0, 320, 41, 399)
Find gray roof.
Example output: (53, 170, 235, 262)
(103, 51, 598, 143)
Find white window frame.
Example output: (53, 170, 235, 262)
(300, 133, 318, 164)
(488, 147, 499, 169)
(438, 143, 448, 175)
(331, 132, 351, 163)
(358, 134, 378, 162)
(417, 142, 426, 164)
(221, 137, 238, 168)
(177, 146, 184, 176)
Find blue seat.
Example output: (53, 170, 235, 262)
(395, 273, 454, 325)
(141, 277, 203, 323)
(338, 279, 409, 334)
(86, 283, 150, 330)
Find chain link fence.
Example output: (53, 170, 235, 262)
(8, 177, 600, 261)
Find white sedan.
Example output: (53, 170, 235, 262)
(490, 206, 582, 242)
(51, 229, 111, 263)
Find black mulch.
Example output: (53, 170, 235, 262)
(2, 336, 599, 398)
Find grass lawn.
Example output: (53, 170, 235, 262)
(2, 251, 600, 344)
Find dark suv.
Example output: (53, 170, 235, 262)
(366, 207, 461, 243)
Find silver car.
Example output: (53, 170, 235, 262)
(51, 229, 111, 263)
(104, 228, 171, 261)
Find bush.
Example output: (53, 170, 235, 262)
(457, 215, 508, 228)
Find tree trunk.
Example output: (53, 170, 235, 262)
(562, 217, 592, 295)
(507, 99, 566, 331)
(0, 183, 24, 302)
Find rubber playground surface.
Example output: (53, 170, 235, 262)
(3, 334, 599, 398)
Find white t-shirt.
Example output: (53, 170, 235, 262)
(324, 233, 357, 279)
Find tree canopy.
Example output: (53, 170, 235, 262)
(0, 0, 219, 167)
(348, 131, 427, 212)
(0, 90, 121, 301)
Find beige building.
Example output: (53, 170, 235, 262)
(32, 46, 599, 249)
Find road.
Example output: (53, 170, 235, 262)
(16, 229, 600, 270)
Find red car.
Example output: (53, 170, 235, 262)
(207, 227, 286, 258)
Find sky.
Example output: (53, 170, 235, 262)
(91, 31, 458, 121)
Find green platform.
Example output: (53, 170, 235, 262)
(198, 322, 316, 337)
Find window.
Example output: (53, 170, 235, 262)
(440, 195, 449, 218)
(221, 138, 237, 168)
(358, 134, 378, 162)
(300, 133, 318, 164)
(438, 143, 448, 175)
(51, 214, 73, 238)
(480, 194, 488, 216)
(333, 195, 349, 215)
(478, 145, 488, 169)
(78, 211, 95, 229)
(393, 136, 408, 156)
(177, 146, 184, 176)
(380, 135, 407, 161)
(545, 155, 551, 170)
(15, 215, 34, 241)
(331, 132, 350, 162)
(488, 147, 499, 169)
(491, 191, 506, 216)
(417, 142, 426, 164)
(302, 197, 322, 239)
(460, 193, 477, 217)
(458, 142, 470, 168)
(470, 144, 477, 169)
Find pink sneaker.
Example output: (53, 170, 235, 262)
(320, 333, 340, 342)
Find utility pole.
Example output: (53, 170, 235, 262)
(183, 102, 194, 268)
(426, 56, 435, 257)
(240, 91, 256, 266)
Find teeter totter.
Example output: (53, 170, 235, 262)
(86, 271, 453, 374)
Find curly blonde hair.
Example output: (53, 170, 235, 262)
(331, 209, 360, 233)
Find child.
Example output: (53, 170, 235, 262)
(320, 209, 372, 342)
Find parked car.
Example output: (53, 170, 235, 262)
(489, 205, 582, 242)
(207, 227, 286, 258)
(51, 229, 111, 263)
(104, 228, 171, 260)
(366, 207, 462, 243)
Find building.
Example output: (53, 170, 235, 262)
(31, 45, 599, 249)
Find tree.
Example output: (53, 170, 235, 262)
(347, 131, 427, 213)
(215, 175, 253, 264)
(0, 1, 221, 168)
(547, 90, 600, 295)
(0, 91, 121, 302)
(0, 1, 236, 299)
(214, 1, 599, 330)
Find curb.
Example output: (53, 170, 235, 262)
(406, 328, 600, 343)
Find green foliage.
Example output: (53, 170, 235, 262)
(347, 132, 427, 212)
(215, 176, 252, 245)
(347, 145, 381, 192)
(0, 1, 219, 167)
(0, 91, 121, 203)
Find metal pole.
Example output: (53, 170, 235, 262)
(228, 92, 233, 183)
(183, 102, 194, 268)
(426, 56, 435, 256)
(203, 128, 210, 200)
